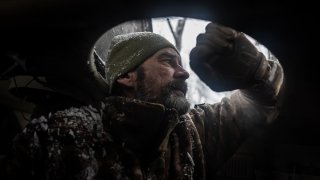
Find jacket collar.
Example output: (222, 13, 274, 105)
(103, 96, 180, 159)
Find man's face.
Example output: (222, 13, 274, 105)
(135, 47, 190, 115)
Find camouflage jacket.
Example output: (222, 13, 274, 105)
(3, 61, 284, 180)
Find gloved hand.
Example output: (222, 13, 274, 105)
(190, 22, 268, 92)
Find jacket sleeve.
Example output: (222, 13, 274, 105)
(189, 59, 285, 175)
(3, 106, 104, 180)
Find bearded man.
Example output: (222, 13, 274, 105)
(3, 23, 284, 180)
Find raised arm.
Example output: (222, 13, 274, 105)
(189, 22, 285, 176)
(190, 22, 284, 129)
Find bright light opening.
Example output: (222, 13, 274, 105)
(93, 16, 278, 107)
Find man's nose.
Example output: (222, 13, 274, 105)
(174, 66, 190, 80)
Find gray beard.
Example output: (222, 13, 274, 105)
(136, 67, 190, 115)
(137, 82, 190, 115)
(162, 89, 190, 115)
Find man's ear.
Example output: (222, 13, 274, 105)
(116, 71, 137, 88)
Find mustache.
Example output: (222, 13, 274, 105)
(167, 80, 188, 95)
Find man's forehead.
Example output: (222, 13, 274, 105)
(156, 48, 181, 60)
(142, 47, 181, 66)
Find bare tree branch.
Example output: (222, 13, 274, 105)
(166, 18, 186, 51)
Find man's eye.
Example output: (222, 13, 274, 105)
(161, 59, 173, 64)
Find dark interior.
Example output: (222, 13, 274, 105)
(0, 1, 318, 179)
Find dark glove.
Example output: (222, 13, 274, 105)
(190, 23, 268, 92)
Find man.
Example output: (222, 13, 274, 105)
(3, 22, 284, 179)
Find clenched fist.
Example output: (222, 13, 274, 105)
(190, 23, 268, 92)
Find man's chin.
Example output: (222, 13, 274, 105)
(165, 94, 190, 115)
(172, 90, 186, 97)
